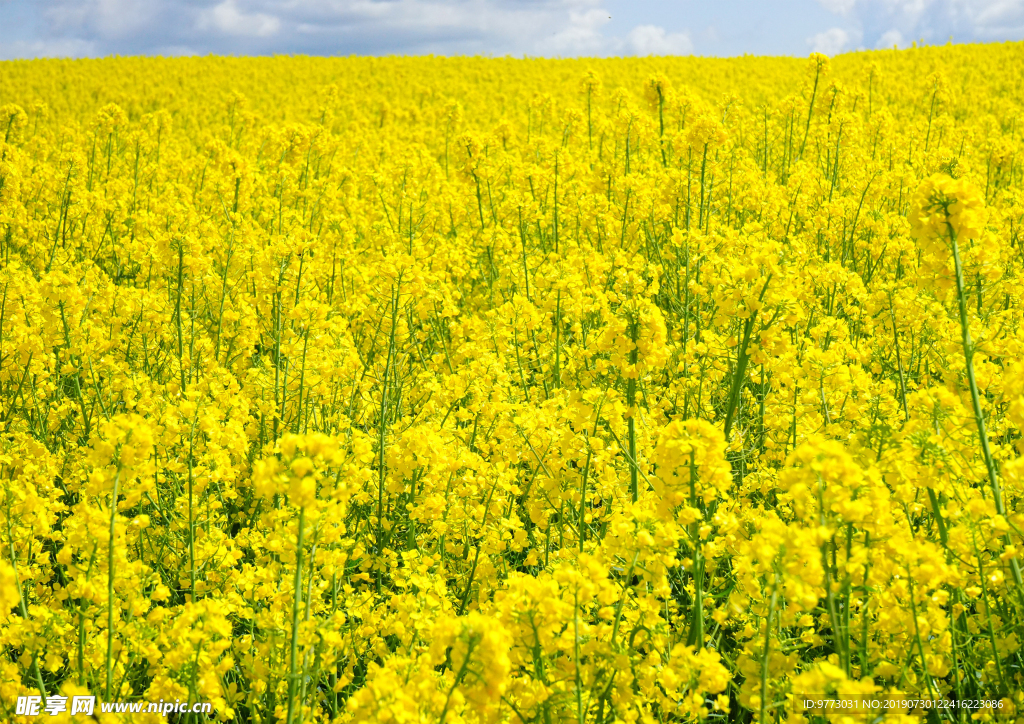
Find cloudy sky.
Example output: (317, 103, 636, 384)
(0, 0, 1022, 59)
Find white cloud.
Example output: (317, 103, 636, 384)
(198, 0, 281, 38)
(4, 0, 700, 58)
(814, 0, 1024, 48)
(276, 0, 622, 55)
(809, 26, 850, 53)
(816, 0, 857, 15)
(42, 0, 157, 39)
(966, 0, 1024, 37)
(546, 9, 612, 56)
(876, 28, 906, 46)
(0, 38, 98, 60)
(624, 24, 693, 55)
(4, 0, 1023, 59)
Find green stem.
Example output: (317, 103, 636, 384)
(106, 470, 121, 699)
(188, 418, 197, 600)
(6, 497, 48, 700)
(438, 638, 477, 724)
(759, 576, 778, 724)
(798, 63, 822, 161)
(949, 229, 1024, 590)
(723, 275, 772, 439)
(286, 506, 306, 724)
(626, 313, 640, 503)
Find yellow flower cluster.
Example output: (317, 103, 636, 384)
(2, 43, 1024, 722)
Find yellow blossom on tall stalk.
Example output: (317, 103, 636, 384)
(2, 44, 1024, 723)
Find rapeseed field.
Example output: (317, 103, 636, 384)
(2, 45, 1024, 722)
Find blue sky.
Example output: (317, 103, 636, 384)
(1, 0, 1022, 59)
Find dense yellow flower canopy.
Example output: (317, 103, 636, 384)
(2, 43, 1024, 722)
